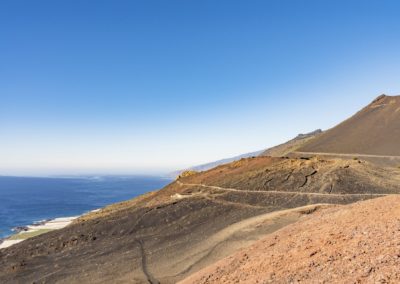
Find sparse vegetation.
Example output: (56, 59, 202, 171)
(177, 170, 198, 179)
(230, 159, 246, 168)
(8, 229, 53, 240)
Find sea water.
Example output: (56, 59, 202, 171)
(0, 175, 171, 238)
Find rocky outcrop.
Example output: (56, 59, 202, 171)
(176, 170, 198, 179)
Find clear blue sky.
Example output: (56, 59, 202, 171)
(1, 0, 400, 176)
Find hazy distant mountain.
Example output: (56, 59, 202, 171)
(170, 129, 322, 178)
(169, 150, 264, 177)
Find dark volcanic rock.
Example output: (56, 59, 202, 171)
(1, 156, 400, 283)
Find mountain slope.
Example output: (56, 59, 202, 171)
(1, 156, 400, 283)
(171, 129, 322, 178)
(260, 129, 322, 157)
(181, 195, 400, 283)
(299, 95, 400, 156)
(170, 149, 264, 177)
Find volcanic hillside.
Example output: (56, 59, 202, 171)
(260, 129, 322, 157)
(1, 156, 400, 283)
(299, 95, 400, 157)
(181, 195, 400, 284)
(174, 128, 323, 176)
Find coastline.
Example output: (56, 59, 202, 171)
(0, 175, 171, 250)
(0, 175, 171, 251)
(0, 209, 100, 250)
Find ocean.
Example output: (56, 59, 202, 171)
(0, 175, 171, 238)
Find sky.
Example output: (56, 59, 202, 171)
(1, 0, 400, 176)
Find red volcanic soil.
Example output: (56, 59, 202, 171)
(299, 95, 400, 156)
(1, 156, 399, 283)
(181, 195, 400, 284)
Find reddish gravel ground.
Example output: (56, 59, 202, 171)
(181, 195, 400, 284)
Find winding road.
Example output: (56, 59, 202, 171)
(293, 151, 400, 159)
(176, 181, 389, 198)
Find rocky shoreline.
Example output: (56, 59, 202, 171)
(0, 211, 99, 250)
(11, 219, 53, 234)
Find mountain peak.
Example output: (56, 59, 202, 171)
(369, 94, 400, 107)
(298, 94, 400, 157)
